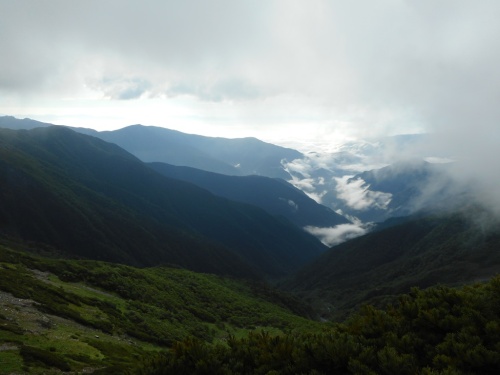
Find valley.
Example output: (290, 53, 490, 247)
(0, 116, 499, 374)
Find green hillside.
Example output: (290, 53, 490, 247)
(286, 210, 500, 319)
(0, 127, 326, 278)
(0, 244, 316, 374)
(139, 276, 500, 374)
(2, 238, 499, 374)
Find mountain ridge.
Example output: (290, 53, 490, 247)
(148, 161, 349, 229)
(0, 126, 326, 278)
(285, 208, 500, 319)
(0, 116, 302, 178)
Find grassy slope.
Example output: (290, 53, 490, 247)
(0, 244, 317, 374)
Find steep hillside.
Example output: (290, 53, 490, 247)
(0, 244, 316, 374)
(286, 209, 500, 319)
(0, 129, 256, 279)
(149, 162, 348, 229)
(0, 127, 325, 278)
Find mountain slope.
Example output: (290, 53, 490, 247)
(0, 129, 256, 278)
(0, 127, 326, 278)
(0, 116, 303, 178)
(75, 124, 303, 178)
(0, 244, 316, 374)
(149, 162, 349, 229)
(316, 160, 465, 224)
(0, 115, 51, 130)
(95, 125, 302, 178)
(286, 209, 500, 319)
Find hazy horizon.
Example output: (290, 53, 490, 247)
(2, 1, 499, 142)
(2, 0, 500, 213)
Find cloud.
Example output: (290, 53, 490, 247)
(2, 0, 500, 214)
(166, 79, 261, 102)
(335, 176, 392, 211)
(279, 198, 298, 212)
(304, 221, 371, 247)
(87, 77, 152, 100)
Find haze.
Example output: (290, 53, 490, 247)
(1, 0, 499, 209)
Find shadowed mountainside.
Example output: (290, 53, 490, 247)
(0, 116, 303, 178)
(0, 127, 326, 278)
(286, 208, 500, 319)
(149, 162, 348, 229)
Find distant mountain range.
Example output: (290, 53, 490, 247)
(0, 116, 301, 179)
(0, 126, 326, 278)
(0, 116, 463, 229)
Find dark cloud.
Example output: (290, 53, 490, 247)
(84, 77, 152, 100)
(166, 79, 261, 102)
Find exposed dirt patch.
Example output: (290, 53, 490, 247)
(0, 343, 18, 351)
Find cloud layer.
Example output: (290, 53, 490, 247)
(2, 1, 500, 212)
(2, 1, 499, 136)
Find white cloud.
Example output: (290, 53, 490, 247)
(5, 0, 497, 139)
(335, 176, 392, 211)
(304, 221, 371, 247)
(279, 198, 298, 211)
(2, 0, 500, 214)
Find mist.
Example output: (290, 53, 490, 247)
(305, 221, 371, 247)
(1, 1, 500, 221)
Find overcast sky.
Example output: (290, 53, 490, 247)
(1, 0, 500, 149)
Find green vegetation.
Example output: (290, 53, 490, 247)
(0, 126, 326, 279)
(286, 212, 500, 319)
(138, 276, 500, 374)
(4, 240, 497, 374)
(2, 125, 500, 374)
(0, 244, 316, 374)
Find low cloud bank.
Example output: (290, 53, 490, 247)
(334, 176, 392, 211)
(305, 221, 371, 247)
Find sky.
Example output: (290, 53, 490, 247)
(2, 0, 500, 150)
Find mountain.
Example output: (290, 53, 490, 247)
(3, 241, 498, 374)
(76, 124, 302, 179)
(0, 115, 51, 130)
(283, 134, 456, 224)
(0, 128, 255, 279)
(0, 244, 316, 374)
(286, 208, 500, 319)
(0, 116, 303, 178)
(0, 127, 326, 278)
(148, 162, 349, 229)
(326, 160, 464, 223)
